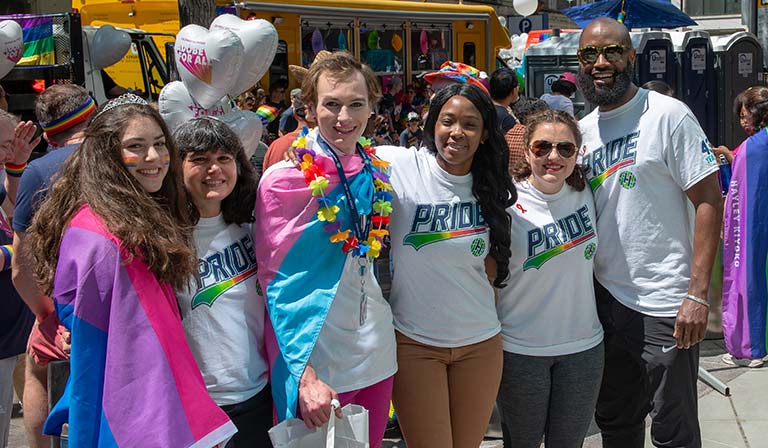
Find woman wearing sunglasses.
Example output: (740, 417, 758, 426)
(496, 110, 603, 448)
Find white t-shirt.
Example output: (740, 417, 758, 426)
(178, 215, 268, 406)
(498, 180, 603, 356)
(376, 146, 500, 347)
(309, 255, 398, 393)
(579, 89, 719, 317)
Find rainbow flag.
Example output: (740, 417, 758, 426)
(722, 128, 768, 360)
(43, 205, 236, 447)
(5, 15, 55, 66)
(255, 104, 279, 126)
(253, 128, 373, 421)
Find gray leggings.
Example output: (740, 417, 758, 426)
(496, 342, 604, 448)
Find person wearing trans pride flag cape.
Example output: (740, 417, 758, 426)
(254, 52, 396, 448)
(722, 86, 768, 368)
(26, 96, 236, 447)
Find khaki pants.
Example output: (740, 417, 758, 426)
(392, 331, 502, 448)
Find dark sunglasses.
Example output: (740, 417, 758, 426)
(577, 44, 627, 64)
(530, 140, 578, 158)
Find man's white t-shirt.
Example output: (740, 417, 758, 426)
(309, 255, 398, 393)
(377, 146, 500, 347)
(498, 180, 603, 356)
(579, 89, 718, 317)
(178, 215, 268, 406)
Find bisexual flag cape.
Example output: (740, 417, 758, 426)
(43, 205, 237, 447)
(253, 128, 373, 421)
(723, 128, 768, 360)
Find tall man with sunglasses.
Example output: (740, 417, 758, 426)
(576, 18, 722, 448)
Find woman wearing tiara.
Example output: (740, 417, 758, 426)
(27, 95, 237, 447)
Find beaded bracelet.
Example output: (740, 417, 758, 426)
(0, 244, 12, 271)
(5, 162, 27, 177)
(684, 294, 710, 307)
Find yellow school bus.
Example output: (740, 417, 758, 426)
(72, 0, 230, 92)
(236, 0, 511, 90)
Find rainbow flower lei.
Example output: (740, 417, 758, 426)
(293, 127, 394, 259)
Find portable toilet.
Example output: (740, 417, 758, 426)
(711, 32, 764, 149)
(525, 31, 593, 118)
(670, 31, 717, 144)
(631, 31, 676, 91)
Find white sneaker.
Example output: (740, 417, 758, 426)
(722, 353, 764, 368)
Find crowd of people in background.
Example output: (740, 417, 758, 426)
(0, 15, 766, 448)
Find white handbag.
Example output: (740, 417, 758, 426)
(269, 400, 370, 448)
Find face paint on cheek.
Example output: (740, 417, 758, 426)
(122, 154, 140, 169)
(164, 153, 171, 167)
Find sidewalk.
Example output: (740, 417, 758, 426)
(8, 340, 766, 447)
(383, 339, 766, 448)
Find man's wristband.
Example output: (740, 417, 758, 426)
(5, 162, 27, 177)
(684, 294, 710, 307)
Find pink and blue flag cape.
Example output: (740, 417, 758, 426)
(43, 206, 237, 447)
(253, 129, 373, 421)
(723, 128, 768, 360)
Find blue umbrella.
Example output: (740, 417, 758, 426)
(562, 0, 697, 29)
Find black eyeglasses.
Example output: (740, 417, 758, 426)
(577, 44, 627, 64)
(530, 140, 578, 158)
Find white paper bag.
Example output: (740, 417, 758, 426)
(269, 400, 369, 448)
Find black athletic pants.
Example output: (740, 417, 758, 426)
(221, 384, 274, 448)
(594, 281, 701, 448)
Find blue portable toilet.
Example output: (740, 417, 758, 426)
(670, 31, 717, 144)
(631, 31, 676, 91)
(711, 32, 764, 149)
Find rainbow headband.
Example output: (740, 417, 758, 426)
(40, 96, 97, 136)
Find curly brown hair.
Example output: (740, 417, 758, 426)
(27, 103, 196, 295)
(512, 109, 586, 191)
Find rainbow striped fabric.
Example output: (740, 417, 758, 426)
(6, 15, 55, 65)
(255, 104, 279, 126)
(43, 205, 237, 447)
(253, 128, 373, 421)
(722, 128, 768, 360)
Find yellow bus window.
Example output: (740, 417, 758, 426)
(463, 42, 476, 68)
(300, 19, 355, 67)
(359, 21, 404, 75)
(271, 40, 289, 82)
(411, 24, 452, 77)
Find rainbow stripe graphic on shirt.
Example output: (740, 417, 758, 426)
(191, 266, 258, 309)
(523, 232, 596, 270)
(404, 201, 487, 250)
(523, 204, 595, 271)
(404, 227, 486, 250)
(588, 159, 635, 191)
(190, 234, 259, 309)
(583, 131, 639, 191)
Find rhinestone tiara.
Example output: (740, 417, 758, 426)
(97, 93, 148, 117)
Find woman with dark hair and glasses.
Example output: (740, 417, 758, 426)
(376, 81, 516, 448)
(496, 110, 603, 448)
(174, 117, 273, 446)
(721, 85, 768, 368)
